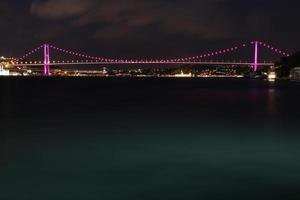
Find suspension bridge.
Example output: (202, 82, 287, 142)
(12, 41, 290, 76)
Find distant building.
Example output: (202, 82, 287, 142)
(290, 67, 300, 81)
(267, 71, 276, 82)
(0, 65, 9, 76)
(174, 70, 192, 78)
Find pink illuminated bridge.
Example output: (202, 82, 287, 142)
(13, 41, 291, 76)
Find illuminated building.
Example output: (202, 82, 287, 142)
(290, 67, 300, 81)
(174, 70, 192, 78)
(0, 65, 10, 76)
(268, 72, 276, 82)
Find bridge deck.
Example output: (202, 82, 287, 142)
(13, 61, 274, 67)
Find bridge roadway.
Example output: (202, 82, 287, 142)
(12, 61, 274, 67)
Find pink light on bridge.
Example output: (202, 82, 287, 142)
(253, 41, 259, 72)
(44, 44, 51, 76)
(18, 45, 43, 60)
(48, 42, 249, 64)
(257, 42, 290, 57)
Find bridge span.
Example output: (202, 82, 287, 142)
(14, 41, 290, 76)
(12, 61, 274, 67)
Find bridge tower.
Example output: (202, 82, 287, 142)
(253, 41, 259, 72)
(43, 44, 50, 76)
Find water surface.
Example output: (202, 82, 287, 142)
(1, 77, 300, 200)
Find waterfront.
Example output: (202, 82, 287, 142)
(1, 77, 300, 200)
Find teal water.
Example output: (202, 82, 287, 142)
(1, 78, 300, 200)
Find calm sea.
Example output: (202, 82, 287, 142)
(1, 77, 300, 200)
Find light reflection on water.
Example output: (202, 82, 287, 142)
(0, 77, 300, 200)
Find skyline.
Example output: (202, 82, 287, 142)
(1, 0, 299, 59)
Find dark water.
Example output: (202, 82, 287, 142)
(1, 77, 300, 200)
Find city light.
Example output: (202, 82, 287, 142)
(0, 65, 9, 76)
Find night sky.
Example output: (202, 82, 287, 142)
(1, 0, 300, 58)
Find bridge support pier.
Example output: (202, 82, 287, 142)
(253, 41, 259, 72)
(44, 44, 50, 76)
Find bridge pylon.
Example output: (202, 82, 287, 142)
(43, 44, 50, 76)
(253, 41, 259, 72)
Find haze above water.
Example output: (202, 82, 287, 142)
(1, 78, 300, 200)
